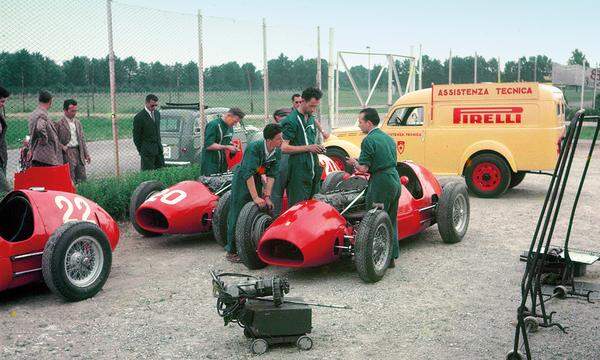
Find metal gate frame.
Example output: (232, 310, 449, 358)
(334, 51, 417, 128)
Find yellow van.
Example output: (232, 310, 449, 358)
(324, 82, 566, 197)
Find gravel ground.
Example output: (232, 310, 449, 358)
(1, 145, 599, 360)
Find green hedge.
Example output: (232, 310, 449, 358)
(77, 165, 199, 221)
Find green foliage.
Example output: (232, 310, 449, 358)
(568, 49, 589, 67)
(76, 165, 199, 221)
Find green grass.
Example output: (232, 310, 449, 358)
(5, 115, 133, 149)
(77, 164, 199, 221)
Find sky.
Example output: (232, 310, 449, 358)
(1, 0, 598, 67)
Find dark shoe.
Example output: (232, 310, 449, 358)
(226, 253, 242, 263)
(388, 258, 396, 269)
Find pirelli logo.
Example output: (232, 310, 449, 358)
(453, 107, 523, 124)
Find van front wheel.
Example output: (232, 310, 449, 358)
(464, 154, 511, 198)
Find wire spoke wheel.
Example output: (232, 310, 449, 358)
(452, 193, 468, 234)
(64, 235, 104, 288)
(372, 223, 391, 272)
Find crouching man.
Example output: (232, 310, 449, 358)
(346, 108, 401, 268)
(225, 123, 283, 263)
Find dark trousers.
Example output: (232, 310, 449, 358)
(141, 153, 164, 171)
(0, 163, 10, 193)
(32, 160, 54, 167)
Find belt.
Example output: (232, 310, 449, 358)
(370, 165, 395, 175)
(68, 146, 79, 149)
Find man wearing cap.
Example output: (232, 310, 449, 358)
(200, 108, 244, 176)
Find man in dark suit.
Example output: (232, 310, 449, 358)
(0, 86, 10, 193)
(133, 94, 164, 171)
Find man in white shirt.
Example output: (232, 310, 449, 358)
(57, 99, 90, 183)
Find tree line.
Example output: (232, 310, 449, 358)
(0, 49, 590, 94)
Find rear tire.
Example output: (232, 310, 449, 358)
(212, 191, 231, 247)
(236, 203, 270, 270)
(464, 153, 511, 198)
(320, 171, 346, 193)
(354, 210, 393, 283)
(42, 221, 112, 301)
(437, 181, 470, 244)
(509, 171, 526, 189)
(129, 180, 165, 237)
(325, 147, 353, 173)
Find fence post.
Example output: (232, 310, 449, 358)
(497, 57, 501, 83)
(418, 44, 423, 90)
(448, 49, 452, 84)
(197, 9, 206, 146)
(474, 52, 478, 83)
(262, 18, 269, 124)
(533, 56, 537, 82)
(387, 55, 393, 106)
(316, 26, 322, 90)
(580, 62, 586, 110)
(106, 0, 120, 177)
(593, 63, 598, 109)
(328, 28, 335, 130)
(517, 57, 521, 82)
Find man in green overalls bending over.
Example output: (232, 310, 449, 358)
(200, 107, 244, 176)
(347, 108, 401, 267)
(280, 87, 326, 207)
(225, 123, 283, 263)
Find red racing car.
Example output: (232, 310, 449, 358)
(129, 154, 342, 246)
(1, 165, 120, 301)
(235, 161, 470, 282)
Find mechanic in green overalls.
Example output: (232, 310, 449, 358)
(225, 123, 283, 263)
(280, 87, 326, 207)
(346, 108, 401, 267)
(200, 107, 244, 176)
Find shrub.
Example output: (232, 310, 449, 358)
(77, 165, 199, 221)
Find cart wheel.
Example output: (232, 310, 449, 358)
(553, 285, 568, 299)
(505, 350, 525, 360)
(296, 335, 313, 351)
(42, 221, 112, 301)
(212, 191, 231, 247)
(354, 210, 393, 283)
(243, 328, 253, 338)
(437, 181, 470, 244)
(320, 171, 346, 193)
(236, 203, 270, 270)
(524, 316, 539, 333)
(250, 338, 268, 355)
(129, 180, 165, 237)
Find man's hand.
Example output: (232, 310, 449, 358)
(61, 145, 68, 152)
(265, 197, 274, 210)
(346, 157, 358, 167)
(306, 144, 325, 154)
(321, 130, 330, 140)
(226, 145, 239, 153)
(253, 197, 267, 208)
(85, 155, 91, 164)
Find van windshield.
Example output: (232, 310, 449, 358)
(160, 114, 185, 132)
(387, 106, 424, 126)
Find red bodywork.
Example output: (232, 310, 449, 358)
(257, 161, 442, 268)
(134, 154, 342, 235)
(14, 164, 76, 193)
(0, 189, 119, 293)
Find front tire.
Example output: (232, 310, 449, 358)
(354, 210, 393, 283)
(236, 203, 270, 270)
(129, 180, 165, 237)
(42, 221, 112, 301)
(464, 153, 511, 198)
(437, 181, 470, 244)
(212, 191, 231, 247)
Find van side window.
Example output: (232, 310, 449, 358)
(387, 106, 424, 127)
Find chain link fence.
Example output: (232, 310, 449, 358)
(0, 0, 330, 183)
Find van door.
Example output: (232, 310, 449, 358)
(381, 105, 426, 165)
